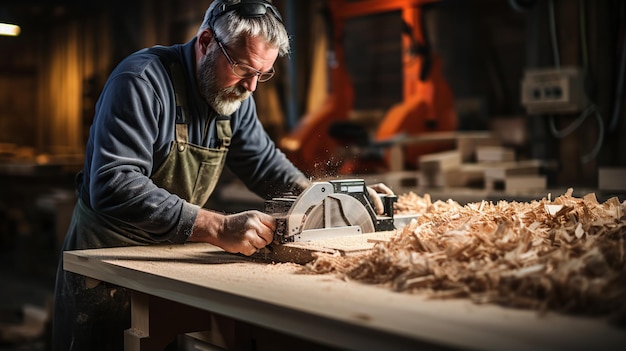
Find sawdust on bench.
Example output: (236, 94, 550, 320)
(305, 189, 626, 322)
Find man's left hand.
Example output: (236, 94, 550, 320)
(367, 183, 394, 215)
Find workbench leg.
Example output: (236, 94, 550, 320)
(124, 291, 212, 351)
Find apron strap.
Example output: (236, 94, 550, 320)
(170, 61, 190, 146)
(216, 117, 232, 149)
(170, 62, 189, 124)
(175, 124, 189, 147)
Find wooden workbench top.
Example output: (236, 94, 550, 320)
(64, 243, 625, 351)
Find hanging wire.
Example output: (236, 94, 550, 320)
(579, 0, 589, 70)
(549, 104, 594, 138)
(547, 0, 604, 164)
(609, 2, 626, 132)
(549, 103, 605, 163)
(581, 107, 605, 163)
(548, 0, 560, 68)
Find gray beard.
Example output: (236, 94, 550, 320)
(197, 48, 251, 116)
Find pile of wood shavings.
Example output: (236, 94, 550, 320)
(307, 189, 626, 320)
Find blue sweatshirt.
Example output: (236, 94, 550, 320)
(78, 37, 307, 244)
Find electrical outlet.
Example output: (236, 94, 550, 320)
(521, 66, 587, 114)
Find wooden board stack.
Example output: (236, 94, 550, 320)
(417, 136, 547, 192)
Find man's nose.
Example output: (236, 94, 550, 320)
(241, 75, 259, 92)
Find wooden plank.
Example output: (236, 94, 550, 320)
(476, 146, 516, 163)
(258, 231, 397, 264)
(418, 150, 462, 187)
(63, 244, 626, 351)
(598, 167, 626, 191)
(483, 160, 542, 190)
(484, 159, 542, 178)
(418, 150, 462, 173)
(443, 164, 485, 187)
(389, 144, 404, 172)
(504, 175, 547, 192)
(489, 116, 528, 147)
(456, 133, 501, 162)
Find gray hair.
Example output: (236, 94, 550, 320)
(198, 0, 290, 57)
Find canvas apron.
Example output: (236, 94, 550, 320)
(52, 61, 231, 351)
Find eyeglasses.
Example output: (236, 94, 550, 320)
(214, 36, 275, 82)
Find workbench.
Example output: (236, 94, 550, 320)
(64, 243, 626, 351)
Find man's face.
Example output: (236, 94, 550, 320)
(197, 46, 248, 116)
(197, 33, 279, 116)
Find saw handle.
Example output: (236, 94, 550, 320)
(382, 194, 397, 217)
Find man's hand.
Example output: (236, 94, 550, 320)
(220, 211, 276, 255)
(190, 209, 276, 256)
(367, 183, 394, 215)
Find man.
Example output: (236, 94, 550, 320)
(52, 0, 392, 349)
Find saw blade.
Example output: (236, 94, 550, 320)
(301, 193, 375, 233)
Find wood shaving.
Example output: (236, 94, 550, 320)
(306, 189, 626, 322)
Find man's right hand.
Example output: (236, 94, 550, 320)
(189, 209, 276, 256)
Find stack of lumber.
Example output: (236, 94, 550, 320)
(418, 142, 546, 192)
(306, 190, 626, 322)
(482, 158, 545, 192)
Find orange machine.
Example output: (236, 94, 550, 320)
(281, 0, 457, 178)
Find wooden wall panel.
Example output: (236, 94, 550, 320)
(0, 75, 37, 149)
(38, 21, 82, 155)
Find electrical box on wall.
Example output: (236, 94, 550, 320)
(521, 66, 587, 114)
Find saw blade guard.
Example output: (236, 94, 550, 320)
(285, 182, 336, 237)
(301, 193, 375, 232)
(268, 179, 396, 243)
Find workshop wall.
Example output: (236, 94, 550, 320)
(0, 0, 624, 186)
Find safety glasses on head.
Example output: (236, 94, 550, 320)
(209, 0, 283, 28)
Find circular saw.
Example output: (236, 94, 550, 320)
(265, 179, 397, 243)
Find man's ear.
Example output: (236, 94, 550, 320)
(197, 29, 214, 55)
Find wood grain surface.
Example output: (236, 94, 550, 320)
(64, 243, 626, 351)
